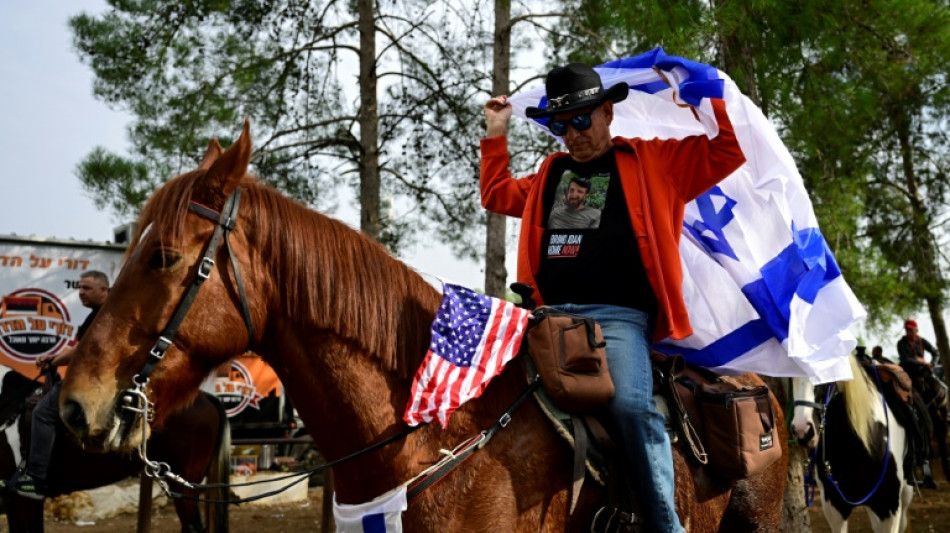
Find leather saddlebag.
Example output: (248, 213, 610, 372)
(700, 381, 782, 478)
(653, 351, 781, 479)
(526, 307, 614, 413)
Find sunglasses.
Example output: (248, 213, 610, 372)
(547, 113, 593, 136)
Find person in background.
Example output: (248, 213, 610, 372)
(6, 270, 109, 500)
(871, 345, 897, 365)
(898, 318, 939, 371)
(480, 61, 745, 532)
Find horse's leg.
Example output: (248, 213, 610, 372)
(868, 490, 909, 533)
(818, 486, 849, 533)
(10, 496, 46, 533)
(171, 488, 205, 533)
(2, 493, 31, 533)
(899, 480, 914, 532)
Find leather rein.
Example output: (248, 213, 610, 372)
(120, 188, 538, 504)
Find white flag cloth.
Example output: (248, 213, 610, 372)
(333, 484, 408, 533)
(508, 48, 864, 383)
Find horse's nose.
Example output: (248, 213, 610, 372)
(61, 399, 88, 437)
(796, 422, 817, 448)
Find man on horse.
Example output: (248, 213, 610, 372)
(480, 62, 745, 532)
(5, 270, 109, 500)
(898, 318, 939, 373)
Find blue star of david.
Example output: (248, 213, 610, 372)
(685, 186, 738, 260)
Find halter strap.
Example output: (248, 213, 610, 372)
(130, 188, 253, 387)
(190, 195, 256, 343)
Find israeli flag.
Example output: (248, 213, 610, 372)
(508, 48, 864, 384)
(333, 485, 407, 533)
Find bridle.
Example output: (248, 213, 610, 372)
(119, 188, 256, 480)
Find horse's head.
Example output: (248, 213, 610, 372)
(60, 121, 263, 452)
(790, 376, 820, 449)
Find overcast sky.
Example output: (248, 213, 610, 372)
(0, 0, 497, 291)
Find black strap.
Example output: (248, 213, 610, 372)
(407, 377, 541, 502)
(571, 415, 589, 514)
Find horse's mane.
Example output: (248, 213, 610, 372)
(840, 354, 878, 455)
(129, 171, 441, 378)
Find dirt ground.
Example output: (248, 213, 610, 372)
(4, 474, 950, 532)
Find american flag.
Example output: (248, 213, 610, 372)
(403, 283, 531, 428)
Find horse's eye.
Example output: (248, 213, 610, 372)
(147, 249, 182, 271)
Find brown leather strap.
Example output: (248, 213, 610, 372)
(669, 375, 709, 465)
(755, 390, 774, 431)
(583, 414, 615, 454)
(653, 352, 708, 465)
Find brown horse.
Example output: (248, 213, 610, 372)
(58, 121, 788, 532)
(0, 366, 230, 533)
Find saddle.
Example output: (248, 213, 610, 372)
(524, 351, 781, 532)
(858, 358, 935, 487)
(862, 359, 913, 403)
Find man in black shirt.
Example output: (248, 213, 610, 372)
(481, 61, 745, 532)
(898, 318, 939, 371)
(9, 270, 109, 500)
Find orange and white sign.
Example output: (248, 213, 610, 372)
(0, 236, 124, 378)
(209, 353, 282, 418)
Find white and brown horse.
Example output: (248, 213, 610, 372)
(791, 355, 914, 532)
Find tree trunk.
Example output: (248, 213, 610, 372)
(926, 296, 950, 371)
(358, 0, 380, 240)
(762, 376, 811, 532)
(783, 446, 813, 532)
(484, 0, 511, 298)
(895, 106, 950, 369)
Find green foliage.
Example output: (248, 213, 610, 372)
(70, 0, 490, 256)
(76, 147, 153, 222)
(557, 0, 950, 331)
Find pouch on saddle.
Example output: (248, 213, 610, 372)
(525, 306, 614, 413)
(652, 351, 781, 479)
(862, 360, 913, 403)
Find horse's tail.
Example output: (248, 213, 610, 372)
(204, 393, 231, 533)
(839, 354, 877, 455)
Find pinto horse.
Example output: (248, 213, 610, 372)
(57, 121, 788, 532)
(0, 366, 230, 533)
(791, 355, 914, 533)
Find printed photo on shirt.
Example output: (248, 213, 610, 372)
(547, 170, 609, 229)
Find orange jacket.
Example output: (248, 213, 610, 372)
(480, 99, 745, 342)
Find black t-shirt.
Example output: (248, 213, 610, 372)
(77, 307, 100, 341)
(535, 149, 657, 315)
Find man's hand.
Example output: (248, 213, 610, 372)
(36, 353, 56, 370)
(485, 95, 512, 138)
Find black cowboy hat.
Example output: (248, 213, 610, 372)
(526, 63, 629, 119)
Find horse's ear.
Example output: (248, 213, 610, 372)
(198, 138, 223, 170)
(194, 119, 252, 208)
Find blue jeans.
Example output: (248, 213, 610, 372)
(552, 304, 684, 533)
(28, 381, 60, 481)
